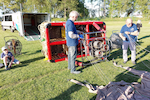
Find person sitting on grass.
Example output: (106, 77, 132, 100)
(1, 46, 20, 70)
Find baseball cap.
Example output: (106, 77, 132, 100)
(1, 46, 7, 51)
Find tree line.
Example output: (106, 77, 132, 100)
(0, 0, 150, 19)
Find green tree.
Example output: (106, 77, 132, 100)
(122, 0, 136, 17)
(135, 0, 150, 18)
(0, 0, 26, 13)
(109, 0, 136, 17)
(0, 0, 89, 20)
(58, 0, 79, 20)
(77, 0, 89, 18)
(109, 0, 122, 18)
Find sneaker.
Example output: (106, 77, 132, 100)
(5, 67, 10, 70)
(71, 71, 81, 74)
(123, 61, 127, 64)
(9, 65, 11, 68)
(132, 61, 136, 64)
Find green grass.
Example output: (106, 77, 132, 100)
(0, 20, 150, 100)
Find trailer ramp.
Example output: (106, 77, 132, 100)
(24, 26, 41, 41)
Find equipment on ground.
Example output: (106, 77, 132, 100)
(38, 21, 111, 66)
(4, 36, 22, 55)
(110, 30, 123, 49)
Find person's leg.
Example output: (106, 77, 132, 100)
(12, 58, 20, 64)
(69, 46, 77, 73)
(3, 56, 8, 67)
(122, 42, 129, 63)
(3, 56, 10, 70)
(129, 42, 136, 63)
(8, 56, 14, 68)
(68, 46, 71, 70)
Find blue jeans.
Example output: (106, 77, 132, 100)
(68, 46, 77, 72)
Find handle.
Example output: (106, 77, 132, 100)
(4, 36, 18, 43)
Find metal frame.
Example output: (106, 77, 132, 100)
(80, 31, 112, 66)
(45, 21, 106, 63)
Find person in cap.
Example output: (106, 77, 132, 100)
(136, 20, 142, 42)
(119, 18, 138, 64)
(1, 46, 20, 70)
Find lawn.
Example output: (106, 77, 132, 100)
(0, 20, 150, 100)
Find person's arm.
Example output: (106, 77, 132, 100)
(67, 21, 79, 39)
(125, 24, 138, 36)
(68, 31, 79, 39)
(76, 30, 83, 34)
(119, 33, 126, 41)
(1, 53, 4, 60)
(8, 56, 14, 67)
(130, 30, 138, 36)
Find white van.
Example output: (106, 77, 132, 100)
(1, 14, 16, 32)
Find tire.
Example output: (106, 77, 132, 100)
(10, 27, 14, 32)
(2, 26, 6, 31)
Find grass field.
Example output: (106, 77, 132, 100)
(0, 20, 150, 100)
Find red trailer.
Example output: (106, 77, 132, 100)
(43, 21, 109, 65)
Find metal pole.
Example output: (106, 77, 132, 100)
(20, 3, 22, 12)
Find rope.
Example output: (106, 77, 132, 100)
(108, 59, 140, 79)
(127, 34, 150, 69)
(129, 85, 150, 99)
(85, 56, 110, 84)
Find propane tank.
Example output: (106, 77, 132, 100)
(101, 44, 109, 51)
(93, 41, 102, 48)
(95, 50, 103, 57)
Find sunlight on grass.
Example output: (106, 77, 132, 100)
(0, 20, 150, 100)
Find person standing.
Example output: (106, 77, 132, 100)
(136, 20, 142, 42)
(65, 11, 83, 74)
(119, 18, 138, 64)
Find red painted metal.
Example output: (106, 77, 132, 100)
(86, 24, 90, 54)
(49, 40, 66, 45)
(93, 22, 101, 30)
(45, 27, 52, 61)
(45, 21, 106, 62)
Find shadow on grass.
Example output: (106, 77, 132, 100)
(135, 45, 150, 62)
(109, 45, 150, 83)
(49, 81, 98, 100)
(21, 50, 42, 55)
(114, 59, 150, 83)
(138, 35, 150, 41)
(76, 59, 106, 72)
(49, 84, 82, 100)
(108, 43, 150, 63)
(108, 48, 122, 60)
(9, 56, 44, 70)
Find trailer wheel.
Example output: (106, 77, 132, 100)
(2, 26, 6, 31)
(10, 27, 14, 32)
